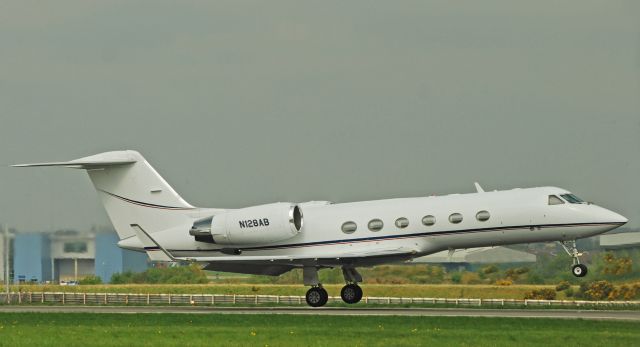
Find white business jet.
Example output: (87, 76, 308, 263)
(14, 150, 627, 307)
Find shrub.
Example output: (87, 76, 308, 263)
(583, 280, 615, 300)
(450, 272, 462, 284)
(555, 281, 571, 292)
(482, 265, 499, 274)
(495, 279, 513, 286)
(504, 269, 518, 280)
(110, 271, 134, 284)
(79, 275, 102, 285)
(527, 273, 544, 284)
(574, 281, 640, 301)
(524, 289, 556, 300)
(601, 253, 633, 276)
(564, 288, 574, 297)
(633, 284, 640, 299)
(110, 264, 208, 284)
(460, 272, 481, 284)
(608, 284, 639, 300)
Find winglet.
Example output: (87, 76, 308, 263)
(474, 182, 485, 193)
(131, 224, 177, 262)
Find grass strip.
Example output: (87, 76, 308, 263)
(0, 312, 638, 346)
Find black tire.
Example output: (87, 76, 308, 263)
(306, 287, 328, 307)
(572, 264, 588, 277)
(320, 287, 329, 304)
(340, 284, 363, 304)
(353, 285, 363, 303)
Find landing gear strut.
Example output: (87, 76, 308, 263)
(559, 240, 588, 277)
(340, 267, 363, 304)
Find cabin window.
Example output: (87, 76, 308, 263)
(561, 194, 585, 204)
(449, 213, 463, 224)
(368, 219, 384, 232)
(548, 195, 564, 205)
(476, 210, 490, 222)
(395, 217, 409, 229)
(422, 215, 436, 226)
(341, 221, 357, 234)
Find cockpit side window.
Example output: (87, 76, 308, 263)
(548, 195, 564, 205)
(561, 194, 585, 204)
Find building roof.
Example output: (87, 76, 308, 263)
(600, 232, 640, 249)
(411, 246, 536, 264)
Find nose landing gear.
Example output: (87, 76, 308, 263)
(572, 264, 588, 277)
(559, 240, 588, 277)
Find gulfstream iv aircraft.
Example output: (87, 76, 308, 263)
(15, 151, 628, 307)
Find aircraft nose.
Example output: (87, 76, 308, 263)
(602, 208, 628, 225)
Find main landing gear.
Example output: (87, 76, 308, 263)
(303, 266, 365, 307)
(559, 240, 588, 277)
(340, 267, 363, 304)
(306, 286, 329, 307)
(303, 267, 329, 307)
(340, 283, 363, 304)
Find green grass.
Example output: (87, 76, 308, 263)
(13, 283, 571, 299)
(0, 312, 638, 346)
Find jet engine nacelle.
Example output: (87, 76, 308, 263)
(198, 203, 303, 245)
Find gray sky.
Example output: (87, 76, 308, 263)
(1, 1, 639, 231)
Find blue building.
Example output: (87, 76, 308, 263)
(95, 232, 148, 282)
(13, 233, 51, 283)
(13, 229, 148, 284)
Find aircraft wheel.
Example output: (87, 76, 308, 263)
(340, 284, 363, 304)
(306, 287, 328, 307)
(572, 264, 588, 277)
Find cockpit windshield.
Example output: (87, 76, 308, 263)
(561, 194, 585, 204)
(548, 195, 564, 205)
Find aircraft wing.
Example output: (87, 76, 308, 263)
(176, 247, 419, 262)
(132, 224, 418, 263)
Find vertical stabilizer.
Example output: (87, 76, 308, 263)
(14, 150, 197, 240)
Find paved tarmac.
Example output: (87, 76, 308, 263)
(1, 305, 639, 321)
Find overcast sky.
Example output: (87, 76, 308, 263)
(1, 1, 639, 232)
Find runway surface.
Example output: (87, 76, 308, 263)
(1, 305, 639, 321)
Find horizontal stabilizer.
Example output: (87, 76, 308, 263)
(12, 151, 137, 169)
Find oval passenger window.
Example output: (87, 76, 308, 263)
(476, 210, 490, 222)
(395, 217, 409, 229)
(368, 219, 384, 232)
(341, 221, 357, 234)
(449, 213, 463, 224)
(422, 215, 436, 226)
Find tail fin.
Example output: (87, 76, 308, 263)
(14, 150, 197, 240)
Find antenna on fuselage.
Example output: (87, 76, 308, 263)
(474, 182, 485, 193)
